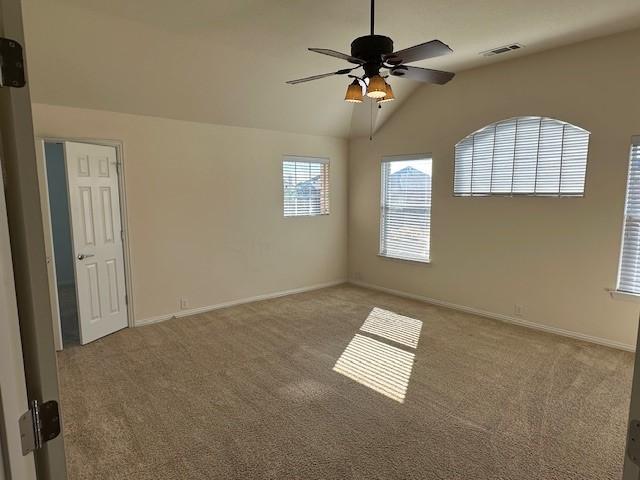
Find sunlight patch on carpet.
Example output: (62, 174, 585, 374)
(333, 306, 424, 403)
(360, 307, 423, 349)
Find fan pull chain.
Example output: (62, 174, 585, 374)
(369, 99, 373, 141)
(369, 100, 383, 141)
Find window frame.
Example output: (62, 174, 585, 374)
(453, 116, 591, 198)
(282, 155, 330, 218)
(615, 136, 640, 296)
(379, 153, 433, 264)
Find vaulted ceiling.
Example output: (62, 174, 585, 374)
(22, 0, 640, 138)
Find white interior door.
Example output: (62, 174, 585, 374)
(64, 141, 127, 344)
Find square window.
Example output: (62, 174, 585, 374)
(282, 156, 330, 217)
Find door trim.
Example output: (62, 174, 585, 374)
(34, 141, 63, 351)
(36, 137, 136, 340)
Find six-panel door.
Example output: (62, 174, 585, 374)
(64, 141, 128, 344)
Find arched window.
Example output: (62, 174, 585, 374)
(454, 117, 590, 196)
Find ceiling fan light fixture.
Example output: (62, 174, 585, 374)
(377, 83, 395, 103)
(344, 79, 364, 103)
(285, 1, 456, 102)
(366, 75, 387, 98)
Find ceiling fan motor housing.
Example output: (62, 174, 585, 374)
(351, 35, 393, 65)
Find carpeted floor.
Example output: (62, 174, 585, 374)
(56, 284, 634, 479)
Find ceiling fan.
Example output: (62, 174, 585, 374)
(286, 0, 455, 104)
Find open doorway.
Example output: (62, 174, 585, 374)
(44, 142, 80, 347)
(38, 139, 133, 349)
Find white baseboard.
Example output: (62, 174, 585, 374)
(350, 280, 636, 352)
(135, 279, 347, 327)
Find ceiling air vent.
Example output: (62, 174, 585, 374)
(481, 43, 523, 57)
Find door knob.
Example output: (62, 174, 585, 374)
(77, 254, 95, 260)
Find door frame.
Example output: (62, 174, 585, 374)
(0, 0, 67, 473)
(36, 137, 136, 349)
(0, 148, 37, 480)
(34, 142, 63, 351)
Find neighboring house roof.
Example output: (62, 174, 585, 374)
(389, 167, 431, 189)
(389, 166, 426, 179)
(388, 167, 431, 204)
(294, 175, 321, 194)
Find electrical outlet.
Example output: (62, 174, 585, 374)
(180, 297, 189, 310)
(514, 304, 523, 317)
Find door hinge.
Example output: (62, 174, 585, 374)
(628, 419, 640, 467)
(0, 38, 26, 88)
(18, 400, 61, 455)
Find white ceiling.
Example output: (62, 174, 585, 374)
(22, 0, 640, 138)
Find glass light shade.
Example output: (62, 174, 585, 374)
(377, 83, 395, 103)
(366, 75, 387, 98)
(344, 80, 363, 103)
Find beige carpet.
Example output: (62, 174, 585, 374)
(56, 284, 634, 479)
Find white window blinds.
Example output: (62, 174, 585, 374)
(283, 156, 330, 217)
(380, 155, 432, 262)
(454, 117, 590, 196)
(617, 139, 640, 294)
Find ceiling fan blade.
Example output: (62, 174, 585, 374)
(286, 68, 354, 85)
(384, 40, 452, 65)
(309, 48, 365, 65)
(389, 65, 455, 85)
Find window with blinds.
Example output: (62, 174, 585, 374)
(454, 116, 590, 196)
(380, 155, 432, 262)
(617, 139, 640, 294)
(282, 156, 330, 217)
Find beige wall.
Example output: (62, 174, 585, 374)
(349, 28, 640, 349)
(30, 28, 640, 348)
(32, 104, 348, 323)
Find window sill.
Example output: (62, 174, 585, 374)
(608, 289, 640, 303)
(284, 213, 330, 218)
(378, 253, 431, 265)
